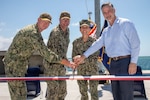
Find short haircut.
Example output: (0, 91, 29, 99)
(101, 2, 114, 9)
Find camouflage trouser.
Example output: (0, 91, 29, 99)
(78, 80, 98, 100)
(4, 59, 27, 100)
(7, 80, 27, 100)
(77, 64, 99, 100)
(44, 62, 67, 100)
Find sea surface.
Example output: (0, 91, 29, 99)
(137, 56, 150, 70)
(66, 56, 150, 71)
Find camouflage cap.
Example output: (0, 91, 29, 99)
(79, 19, 91, 27)
(60, 11, 70, 19)
(39, 13, 52, 23)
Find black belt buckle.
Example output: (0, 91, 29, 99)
(113, 57, 119, 61)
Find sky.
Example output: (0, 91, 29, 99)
(0, 0, 150, 58)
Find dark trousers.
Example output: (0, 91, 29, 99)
(110, 57, 134, 100)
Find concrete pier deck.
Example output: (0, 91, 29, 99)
(0, 71, 150, 100)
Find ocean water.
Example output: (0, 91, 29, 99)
(137, 56, 150, 70)
(66, 56, 150, 71)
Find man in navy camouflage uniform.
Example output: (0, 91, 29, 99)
(43, 11, 71, 100)
(72, 19, 99, 100)
(3, 13, 75, 100)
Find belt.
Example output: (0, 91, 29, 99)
(111, 55, 131, 61)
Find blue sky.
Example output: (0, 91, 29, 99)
(0, 0, 150, 58)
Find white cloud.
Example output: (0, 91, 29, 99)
(0, 22, 6, 26)
(71, 22, 79, 26)
(43, 39, 48, 45)
(0, 22, 6, 32)
(0, 36, 73, 58)
(0, 36, 48, 50)
(67, 43, 73, 58)
(0, 36, 13, 50)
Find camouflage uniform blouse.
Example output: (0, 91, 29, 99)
(47, 25, 70, 59)
(4, 24, 61, 64)
(72, 37, 99, 75)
